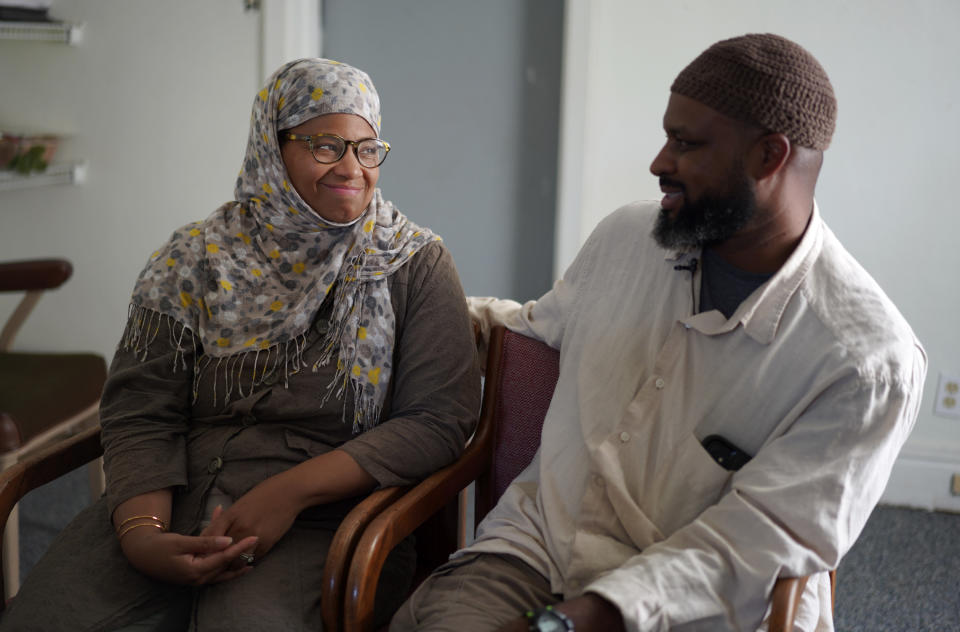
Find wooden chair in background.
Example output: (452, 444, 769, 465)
(0, 258, 107, 597)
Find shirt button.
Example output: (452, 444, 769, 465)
(684, 323, 692, 329)
(593, 474, 604, 487)
(619, 431, 630, 443)
(207, 456, 223, 474)
(655, 378, 665, 389)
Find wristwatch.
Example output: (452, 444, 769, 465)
(525, 605, 574, 632)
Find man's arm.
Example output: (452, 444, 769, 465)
(469, 221, 604, 367)
(468, 277, 573, 358)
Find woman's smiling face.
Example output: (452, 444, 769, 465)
(280, 113, 380, 224)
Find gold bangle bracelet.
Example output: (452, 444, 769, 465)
(117, 514, 168, 531)
(117, 521, 166, 540)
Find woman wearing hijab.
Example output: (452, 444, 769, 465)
(1, 58, 479, 631)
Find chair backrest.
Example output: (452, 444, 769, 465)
(475, 327, 560, 523)
(0, 259, 72, 352)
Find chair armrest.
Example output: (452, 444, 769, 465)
(0, 259, 72, 293)
(0, 424, 102, 602)
(321, 485, 410, 632)
(338, 324, 500, 631)
(768, 575, 809, 632)
(342, 423, 494, 632)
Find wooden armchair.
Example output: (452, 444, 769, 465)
(0, 258, 107, 596)
(323, 326, 835, 632)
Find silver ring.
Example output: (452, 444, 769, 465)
(238, 552, 255, 566)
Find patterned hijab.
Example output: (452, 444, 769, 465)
(125, 58, 438, 431)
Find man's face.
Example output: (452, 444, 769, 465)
(649, 93, 760, 249)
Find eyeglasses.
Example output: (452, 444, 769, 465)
(283, 132, 391, 168)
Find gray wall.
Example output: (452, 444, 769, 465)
(322, 0, 563, 300)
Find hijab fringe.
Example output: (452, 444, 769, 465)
(123, 305, 314, 410)
(352, 384, 382, 434)
(309, 251, 382, 431)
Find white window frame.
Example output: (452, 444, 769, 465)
(259, 0, 322, 81)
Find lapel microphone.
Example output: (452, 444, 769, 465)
(673, 258, 699, 273)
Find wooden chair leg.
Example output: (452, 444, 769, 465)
(2, 503, 19, 599)
(769, 576, 809, 632)
(0, 448, 18, 600)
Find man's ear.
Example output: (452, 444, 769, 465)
(750, 133, 791, 180)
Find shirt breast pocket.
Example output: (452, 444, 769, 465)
(645, 432, 734, 535)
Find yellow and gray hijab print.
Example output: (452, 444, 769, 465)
(125, 58, 437, 432)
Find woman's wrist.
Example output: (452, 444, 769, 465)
(116, 514, 168, 540)
(112, 490, 175, 568)
(118, 520, 167, 565)
(279, 449, 377, 512)
(111, 489, 173, 530)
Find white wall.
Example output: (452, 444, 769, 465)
(0, 1, 311, 362)
(557, 0, 960, 510)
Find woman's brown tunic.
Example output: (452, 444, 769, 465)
(2, 241, 480, 631)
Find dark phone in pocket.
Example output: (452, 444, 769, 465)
(701, 434, 752, 471)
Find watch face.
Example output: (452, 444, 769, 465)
(533, 610, 569, 632)
(539, 618, 565, 632)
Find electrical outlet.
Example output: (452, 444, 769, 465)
(952, 474, 960, 497)
(933, 372, 960, 419)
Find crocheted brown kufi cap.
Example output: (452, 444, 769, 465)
(671, 33, 837, 150)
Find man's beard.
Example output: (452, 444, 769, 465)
(652, 168, 758, 250)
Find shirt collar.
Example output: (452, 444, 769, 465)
(666, 202, 825, 344)
(735, 201, 824, 344)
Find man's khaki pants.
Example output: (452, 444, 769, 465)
(390, 552, 561, 632)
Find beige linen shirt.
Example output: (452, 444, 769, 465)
(464, 202, 925, 632)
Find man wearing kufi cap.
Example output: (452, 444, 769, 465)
(393, 34, 925, 632)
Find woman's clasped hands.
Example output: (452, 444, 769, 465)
(118, 518, 259, 586)
(198, 470, 305, 568)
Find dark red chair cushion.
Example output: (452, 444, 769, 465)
(489, 330, 560, 506)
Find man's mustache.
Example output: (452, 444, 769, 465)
(659, 177, 685, 191)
